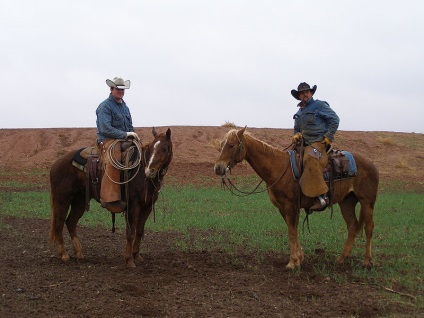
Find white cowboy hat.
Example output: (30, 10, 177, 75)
(106, 77, 131, 89)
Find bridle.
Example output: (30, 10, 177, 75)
(226, 137, 244, 173)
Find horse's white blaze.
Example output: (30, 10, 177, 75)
(214, 138, 228, 173)
(145, 140, 161, 176)
(220, 138, 228, 156)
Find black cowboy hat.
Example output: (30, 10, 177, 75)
(291, 82, 317, 100)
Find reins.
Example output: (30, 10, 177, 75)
(220, 177, 264, 197)
(220, 140, 292, 197)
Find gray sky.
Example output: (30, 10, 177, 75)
(2, 0, 423, 133)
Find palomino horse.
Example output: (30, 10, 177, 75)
(49, 127, 173, 267)
(214, 127, 378, 270)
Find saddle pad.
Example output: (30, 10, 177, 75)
(288, 150, 300, 180)
(340, 151, 357, 175)
(70, 146, 100, 169)
(71, 147, 87, 171)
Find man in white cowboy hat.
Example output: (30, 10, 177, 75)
(96, 77, 139, 213)
(291, 82, 340, 211)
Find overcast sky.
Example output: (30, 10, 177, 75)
(2, 0, 423, 133)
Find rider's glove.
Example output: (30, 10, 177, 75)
(321, 137, 332, 153)
(291, 133, 303, 144)
(126, 132, 140, 141)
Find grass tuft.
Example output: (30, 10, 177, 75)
(222, 121, 236, 128)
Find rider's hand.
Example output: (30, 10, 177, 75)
(321, 137, 332, 153)
(321, 137, 332, 147)
(292, 133, 303, 144)
(126, 132, 139, 141)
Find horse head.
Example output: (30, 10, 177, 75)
(214, 126, 247, 176)
(144, 127, 173, 179)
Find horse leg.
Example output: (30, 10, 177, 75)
(124, 227, 137, 268)
(65, 195, 86, 259)
(124, 206, 139, 268)
(281, 207, 303, 269)
(132, 206, 152, 263)
(359, 202, 374, 267)
(50, 199, 71, 261)
(337, 195, 359, 264)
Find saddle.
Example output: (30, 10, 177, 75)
(288, 148, 357, 181)
(288, 147, 357, 217)
(71, 142, 139, 212)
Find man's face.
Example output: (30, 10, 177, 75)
(111, 87, 125, 101)
(299, 90, 312, 103)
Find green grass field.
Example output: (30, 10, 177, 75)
(0, 180, 423, 305)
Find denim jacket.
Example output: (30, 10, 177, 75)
(293, 98, 339, 143)
(96, 94, 134, 143)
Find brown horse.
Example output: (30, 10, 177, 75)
(49, 127, 173, 267)
(214, 127, 379, 270)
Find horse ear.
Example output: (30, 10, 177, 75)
(152, 127, 157, 137)
(237, 126, 247, 138)
(166, 128, 171, 139)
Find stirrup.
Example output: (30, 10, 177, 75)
(310, 195, 329, 211)
(318, 195, 328, 207)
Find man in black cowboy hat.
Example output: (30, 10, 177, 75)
(291, 82, 340, 211)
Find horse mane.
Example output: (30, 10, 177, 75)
(142, 141, 152, 150)
(225, 129, 282, 159)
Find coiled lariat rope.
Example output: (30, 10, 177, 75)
(104, 138, 143, 184)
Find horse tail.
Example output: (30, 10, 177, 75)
(356, 210, 365, 237)
(49, 191, 57, 246)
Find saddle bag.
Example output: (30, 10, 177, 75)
(329, 150, 350, 176)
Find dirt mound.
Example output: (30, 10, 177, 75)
(1, 126, 424, 186)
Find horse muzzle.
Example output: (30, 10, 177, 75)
(145, 167, 157, 179)
(214, 162, 230, 176)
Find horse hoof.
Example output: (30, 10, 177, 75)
(61, 254, 70, 261)
(126, 260, 136, 268)
(133, 254, 143, 262)
(284, 263, 297, 271)
(362, 260, 373, 269)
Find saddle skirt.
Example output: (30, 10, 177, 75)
(71, 146, 99, 172)
(288, 148, 357, 181)
(71, 147, 101, 210)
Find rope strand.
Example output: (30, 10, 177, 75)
(104, 139, 143, 185)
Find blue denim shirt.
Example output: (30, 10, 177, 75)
(293, 98, 339, 143)
(96, 94, 134, 143)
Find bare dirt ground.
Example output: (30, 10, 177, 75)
(1, 126, 423, 317)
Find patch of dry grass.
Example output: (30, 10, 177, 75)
(395, 158, 411, 169)
(222, 121, 236, 128)
(377, 136, 397, 146)
(208, 139, 221, 151)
